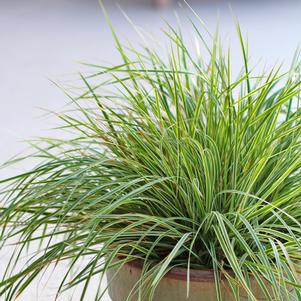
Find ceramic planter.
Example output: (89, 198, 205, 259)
(107, 259, 277, 301)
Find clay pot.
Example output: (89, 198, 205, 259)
(106, 259, 277, 301)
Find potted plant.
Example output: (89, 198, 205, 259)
(1, 14, 301, 301)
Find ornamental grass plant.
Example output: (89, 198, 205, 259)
(1, 10, 301, 301)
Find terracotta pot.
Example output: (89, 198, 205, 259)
(106, 259, 278, 301)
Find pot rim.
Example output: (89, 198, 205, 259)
(121, 258, 234, 282)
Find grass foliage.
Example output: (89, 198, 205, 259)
(1, 11, 301, 301)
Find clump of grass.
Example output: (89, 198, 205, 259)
(1, 12, 301, 301)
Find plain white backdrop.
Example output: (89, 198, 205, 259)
(1, 0, 301, 299)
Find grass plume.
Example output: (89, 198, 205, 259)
(1, 14, 301, 301)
